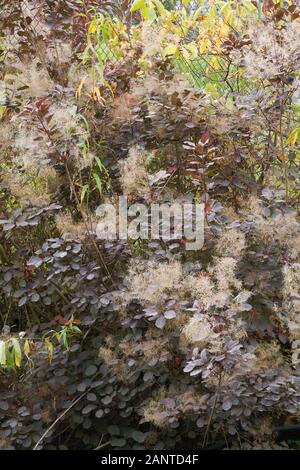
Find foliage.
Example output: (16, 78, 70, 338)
(0, 0, 299, 451)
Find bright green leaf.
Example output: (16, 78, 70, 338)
(93, 173, 103, 195)
(152, 0, 166, 15)
(0, 340, 6, 366)
(81, 184, 89, 204)
(130, 0, 145, 12)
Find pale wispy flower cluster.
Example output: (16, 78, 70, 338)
(140, 24, 165, 58)
(0, 121, 15, 161)
(208, 97, 264, 136)
(272, 256, 300, 347)
(241, 195, 264, 219)
(99, 334, 170, 381)
(110, 93, 139, 125)
(56, 210, 98, 241)
(184, 254, 245, 313)
(133, 72, 190, 99)
(216, 228, 246, 257)
(55, 213, 89, 241)
(13, 57, 55, 98)
(12, 98, 89, 168)
(254, 212, 300, 260)
(209, 257, 242, 293)
(280, 262, 300, 354)
(185, 274, 214, 310)
(142, 389, 207, 429)
(13, 122, 50, 166)
(46, 42, 72, 66)
(1, 164, 58, 208)
(283, 263, 300, 312)
(237, 21, 300, 81)
(139, 23, 180, 59)
(253, 342, 285, 370)
(50, 101, 89, 141)
(181, 314, 214, 348)
(119, 146, 153, 199)
(284, 261, 300, 292)
(126, 259, 183, 304)
(119, 336, 170, 364)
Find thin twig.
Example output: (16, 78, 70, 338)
(33, 391, 87, 450)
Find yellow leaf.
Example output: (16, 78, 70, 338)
(209, 5, 217, 20)
(163, 44, 178, 58)
(288, 127, 300, 146)
(89, 20, 97, 35)
(45, 338, 53, 364)
(193, 6, 205, 22)
(4, 73, 15, 81)
(76, 77, 86, 99)
(130, 0, 144, 12)
(24, 340, 31, 358)
(181, 46, 190, 61)
(220, 2, 232, 21)
(152, 0, 166, 15)
(187, 43, 198, 58)
(219, 21, 230, 38)
(92, 86, 106, 105)
(11, 338, 22, 368)
(208, 56, 220, 71)
(200, 38, 210, 54)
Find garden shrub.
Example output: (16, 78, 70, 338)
(0, 0, 299, 450)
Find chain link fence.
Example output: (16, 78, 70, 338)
(0, 0, 117, 63)
(0, 0, 244, 88)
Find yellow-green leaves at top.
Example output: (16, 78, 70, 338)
(193, 5, 205, 22)
(130, 0, 166, 17)
(152, 0, 166, 15)
(131, 0, 145, 12)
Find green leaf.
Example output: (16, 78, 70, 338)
(5, 347, 14, 369)
(95, 156, 108, 175)
(0, 340, 6, 366)
(187, 43, 198, 58)
(153, 0, 166, 15)
(11, 338, 22, 368)
(141, 6, 156, 21)
(93, 173, 103, 195)
(257, 0, 262, 18)
(220, 2, 231, 16)
(71, 325, 82, 335)
(130, 0, 145, 12)
(193, 5, 205, 22)
(81, 184, 89, 203)
(60, 329, 68, 349)
(287, 127, 300, 146)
